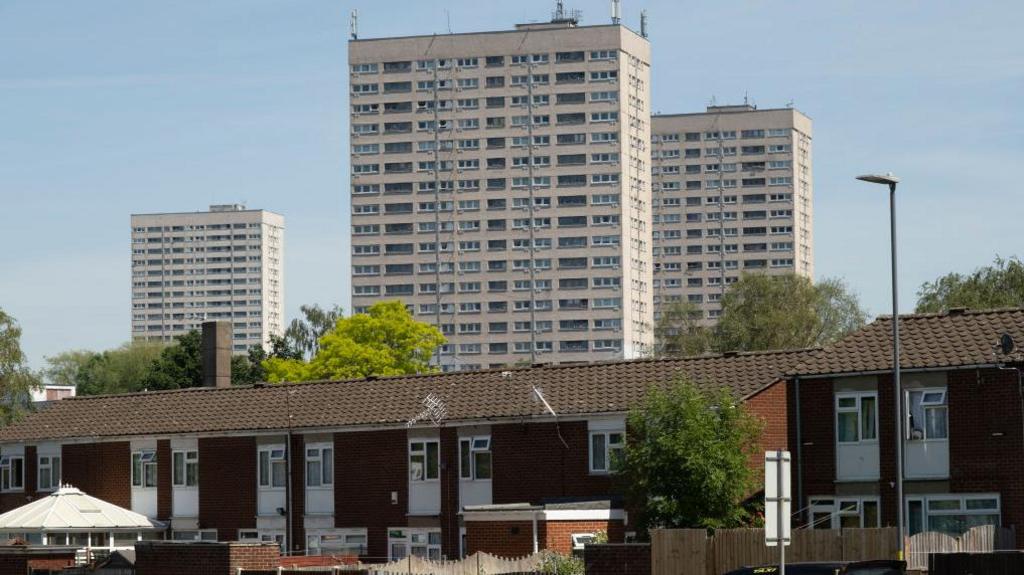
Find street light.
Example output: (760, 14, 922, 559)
(856, 172, 904, 559)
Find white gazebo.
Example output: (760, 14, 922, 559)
(0, 485, 164, 550)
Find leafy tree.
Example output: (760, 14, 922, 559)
(916, 256, 1024, 313)
(141, 330, 269, 390)
(46, 342, 165, 396)
(264, 301, 446, 382)
(0, 308, 41, 423)
(654, 301, 713, 358)
(619, 378, 762, 534)
(283, 304, 344, 359)
(657, 274, 867, 356)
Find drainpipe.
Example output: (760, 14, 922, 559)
(532, 511, 539, 553)
(285, 389, 294, 557)
(794, 376, 803, 525)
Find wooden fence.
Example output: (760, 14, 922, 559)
(906, 525, 1016, 571)
(650, 527, 899, 575)
(240, 551, 545, 575)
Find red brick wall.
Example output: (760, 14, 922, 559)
(134, 542, 278, 575)
(745, 381, 789, 481)
(948, 368, 1024, 546)
(544, 519, 624, 554)
(439, 427, 460, 558)
(465, 518, 625, 557)
(0, 549, 76, 573)
(288, 434, 305, 554)
(157, 440, 172, 521)
(491, 421, 613, 505)
(789, 376, 836, 523)
(62, 441, 131, 508)
(333, 429, 408, 560)
(198, 437, 257, 540)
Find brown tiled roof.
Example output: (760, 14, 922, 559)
(792, 308, 1024, 377)
(0, 349, 814, 443)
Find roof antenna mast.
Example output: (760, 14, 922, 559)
(640, 9, 648, 38)
(350, 9, 358, 40)
(611, 0, 621, 24)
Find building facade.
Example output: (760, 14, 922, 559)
(348, 20, 654, 370)
(787, 308, 1024, 546)
(130, 205, 285, 352)
(650, 106, 813, 324)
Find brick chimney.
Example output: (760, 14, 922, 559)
(201, 321, 232, 388)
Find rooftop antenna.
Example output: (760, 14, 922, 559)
(611, 0, 621, 24)
(786, 99, 794, 108)
(551, 0, 582, 25)
(349, 9, 358, 40)
(640, 9, 648, 37)
(744, 91, 749, 106)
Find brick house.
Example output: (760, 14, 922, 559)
(0, 323, 806, 561)
(785, 308, 1024, 545)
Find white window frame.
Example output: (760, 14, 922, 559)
(172, 529, 218, 542)
(459, 437, 492, 481)
(131, 450, 157, 488)
(835, 392, 878, 444)
(306, 528, 368, 556)
(589, 431, 624, 474)
(906, 493, 1001, 536)
(0, 455, 25, 492)
(171, 449, 198, 488)
(388, 528, 442, 561)
(239, 528, 285, 551)
(258, 445, 287, 489)
(571, 532, 597, 551)
(906, 388, 949, 441)
(305, 444, 334, 488)
(37, 455, 61, 492)
(808, 496, 880, 529)
(408, 440, 440, 482)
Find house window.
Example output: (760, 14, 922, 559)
(0, 456, 24, 491)
(589, 431, 624, 474)
(571, 532, 597, 554)
(907, 389, 948, 440)
(172, 530, 218, 542)
(131, 451, 157, 488)
(37, 455, 61, 492)
(307, 529, 368, 556)
(808, 497, 880, 529)
(907, 494, 1000, 536)
(459, 437, 492, 480)
(258, 446, 287, 488)
(306, 445, 334, 488)
(172, 450, 198, 487)
(388, 528, 442, 561)
(835, 393, 877, 443)
(409, 441, 439, 482)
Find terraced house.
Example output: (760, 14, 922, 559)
(0, 323, 804, 560)
(787, 308, 1024, 545)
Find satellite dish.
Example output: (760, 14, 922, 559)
(999, 333, 1016, 355)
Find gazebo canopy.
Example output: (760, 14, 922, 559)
(0, 485, 163, 532)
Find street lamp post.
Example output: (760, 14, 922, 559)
(856, 173, 904, 560)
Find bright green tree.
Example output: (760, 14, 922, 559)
(264, 301, 446, 382)
(283, 304, 344, 359)
(619, 378, 763, 534)
(0, 308, 41, 423)
(657, 274, 867, 356)
(916, 256, 1024, 313)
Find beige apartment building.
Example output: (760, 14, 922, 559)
(650, 105, 813, 323)
(348, 19, 653, 370)
(131, 205, 285, 352)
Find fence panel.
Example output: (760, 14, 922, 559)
(709, 529, 773, 575)
(841, 527, 899, 562)
(650, 529, 707, 575)
(789, 528, 842, 563)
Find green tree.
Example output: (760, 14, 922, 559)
(654, 301, 713, 358)
(657, 274, 867, 356)
(141, 330, 268, 390)
(283, 304, 344, 359)
(46, 342, 165, 396)
(619, 378, 763, 534)
(916, 256, 1024, 313)
(264, 301, 446, 382)
(0, 308, 41, 423)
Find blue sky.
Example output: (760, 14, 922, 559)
(1, 0, 1022, 367)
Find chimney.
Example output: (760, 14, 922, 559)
(202, 321, 232, 388)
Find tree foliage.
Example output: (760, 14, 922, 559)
(263, 301, 446, 382)
(46, 342, 165, 396)
(916, 256, 1024, 313)
(656, 274, 867, 356)
(283, 304, 344, 360)
(0, 308, 40, 423)
(619, 379, 762, 533)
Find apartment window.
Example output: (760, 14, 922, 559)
(409, 441, 440, 482)
(836, 393, 878, 443)
(258, 446, 287, 488)
(132, 450, 158, 488)
(305, 445, 334, 488)
(171, 450, 198, 488)
(0, 456, 24, 492)
(589, 431, 624, 474)
(907, 494, 1000, 536)
(459, 437, 492, 480)
(907, 389, 948, 440)
(37, 455, 61, 492)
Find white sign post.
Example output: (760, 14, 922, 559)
(765, 450, 791, 575)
